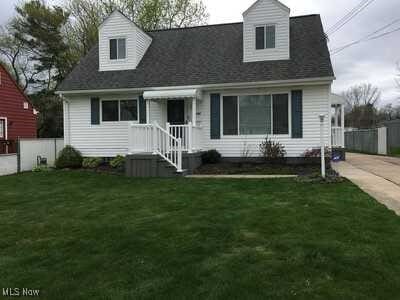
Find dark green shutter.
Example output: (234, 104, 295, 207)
(139, 96, 146, 124)
(210, 93, 221, 139)
(291, 90, 303, 138)
(91, 97, 100, 125)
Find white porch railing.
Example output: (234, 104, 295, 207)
(166, 122, 202, 153)
(128, 123, 183, 172)
(332, 126, 344, 148)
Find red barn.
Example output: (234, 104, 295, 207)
(0, 64, 37, 154)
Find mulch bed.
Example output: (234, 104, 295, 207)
(194, 162, 321, 176)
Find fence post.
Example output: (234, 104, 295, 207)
(378, 127, 387, 155)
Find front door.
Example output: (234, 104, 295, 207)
(167, 100, 185, 125)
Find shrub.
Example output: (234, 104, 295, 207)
(55, 146, 83, 169)
(302, 147, 331, 158)
(201, 150, 222, 164)
(110, 155, 125, 169)
(82, 157, 103, 169)
(259, 136, 286, 159)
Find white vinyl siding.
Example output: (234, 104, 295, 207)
(99, 11, 152, 71)
(63, 84, 331, 158)
(65, 94, 140, 157)
(243, 0, 290, 62)
(200, 85, 330, 157)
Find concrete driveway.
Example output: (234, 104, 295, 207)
(333, 153, 400, 215)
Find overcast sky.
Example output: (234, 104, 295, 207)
(1, 0, 399, 106)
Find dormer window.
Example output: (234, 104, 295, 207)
(255, 25, 276, 50)
(110, 38, 126, 60)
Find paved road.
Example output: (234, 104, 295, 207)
(333, 153, 400, 215)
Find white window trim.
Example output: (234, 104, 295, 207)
(109, 37, 127, 61)
(100, 98, 139, 124)
(220, 91, 291, 139)
(255, 24, 277, 50)
(0, 117, 8, 140)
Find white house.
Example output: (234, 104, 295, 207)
(56, 0, 344, 174)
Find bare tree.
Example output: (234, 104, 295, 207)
(343, 83, 381, 109)
(0, 26, 40, 91)
(342, 83, 381, 129)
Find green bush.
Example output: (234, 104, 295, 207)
(201, 150, 222, 164)
(82, 157, 103, 169)
(110, 155, 125, 169)
(55, 146, 83, 169)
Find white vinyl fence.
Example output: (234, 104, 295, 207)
(19, 138, 64, 172)
(0, 154, 18, 176)
(345, 127, 387, 155)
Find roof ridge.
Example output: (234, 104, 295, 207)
(146, 14, 320, 33)
(146, 22, 243, 33)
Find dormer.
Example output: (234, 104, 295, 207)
(243, 0, 290, 63)
(99, 10, 152, 72)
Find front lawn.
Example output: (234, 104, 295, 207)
(1, 171, 400, 299)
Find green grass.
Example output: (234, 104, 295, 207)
(390, 147, 400, 157)
(1, 171, 400, 299)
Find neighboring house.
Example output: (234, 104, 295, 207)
(0, 64, 37, 154)
(57, 0, 345, 174)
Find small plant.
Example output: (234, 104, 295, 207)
(259, 136, 286, 160)
(201, 150, 222, 164)
(55, 146, 83, 169)
(33, 165, 52, 172)
(241, 140, 251, 159)
(110, 155, 125, 169)
(296, 169, 344, 184)
(302, 147, 331, 158)
(82, 157, 103, 169)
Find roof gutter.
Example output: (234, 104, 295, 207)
(55, 76, 335, 95)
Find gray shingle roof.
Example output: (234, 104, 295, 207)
(57, 15, 334, 92)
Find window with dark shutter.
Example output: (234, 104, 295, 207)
(110, 39, 118, 60)
(256, 26, 265, 50)
(210, 94, 221, 139)
(273, 94, 289, 135)
(139, 96, 146, 124)
(291, 90, 303, 138)
(90, 97, 100, 125)
(223, 96, 238, 135)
